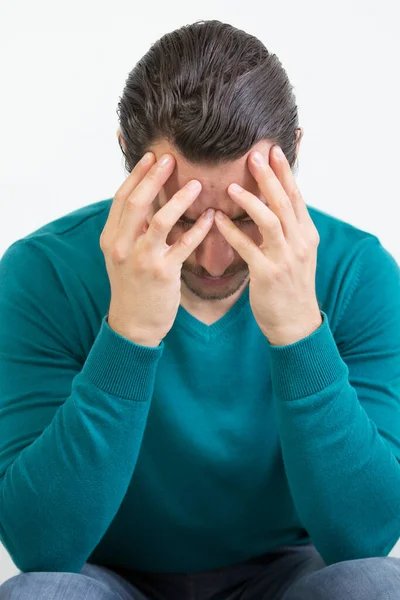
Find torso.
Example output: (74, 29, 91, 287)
(188, 312, 227, 326)
(179, 299, 229, 325)
(179, 290, 244, 326)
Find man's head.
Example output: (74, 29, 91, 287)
(116, 20, 303, 302)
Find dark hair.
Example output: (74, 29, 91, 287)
(116, 19, 301, 175)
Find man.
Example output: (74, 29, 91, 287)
(1, 19, 400, 600)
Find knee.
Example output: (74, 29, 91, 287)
(283, 556, 400, 600)
(0, 570, 121, 600)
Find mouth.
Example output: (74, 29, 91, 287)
(195, 273, 235, 285)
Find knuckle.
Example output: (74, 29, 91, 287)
(110, 241, 129, 263)
(132, 252, 148, 273)
(179, 233, 193, 249)
(312, 230, 320, 247)
(126, 194, 139, 208)
(297, 242, 310, 261)
(277, 195, 292, 211)
(113, 190, 123, 203)
(150, 213, 166, 233)
(269, 263, 283, 281)
(273, 260, 291, 281)
(99, 231, 107, 250)
(178, 231, 193, 249)
(152, 261, 167, 279)
(270, 216, 282, 233)
(291, 186, 303, 203)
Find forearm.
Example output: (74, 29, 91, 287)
(0, 316, 163, 573)
(267, 311, 400, 565)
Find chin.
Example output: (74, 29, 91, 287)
(181, 270, 249, 301)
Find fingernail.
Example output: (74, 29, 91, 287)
(142, 152, 153, 164)
(230, 183, 243, 193)
(160, 154, 172, 166)
(274, 145, 284, 158)
(252, 152, 264, 166)
(187, 180, 201, 191)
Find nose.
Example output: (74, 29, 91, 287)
(193, 222, 237, 277)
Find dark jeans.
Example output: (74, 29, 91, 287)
(2, 543, 400, 599)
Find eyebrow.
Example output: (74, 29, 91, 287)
(179, 210, 250, 224)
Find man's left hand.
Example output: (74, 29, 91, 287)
(214, 144, 322, 346)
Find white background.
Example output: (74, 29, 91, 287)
(1, 0, 400, 585)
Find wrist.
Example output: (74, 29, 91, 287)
(107, 316, 162, 347)
(130, 336, 162, 348)
(266, 312, 323, 346)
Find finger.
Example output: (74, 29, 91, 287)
(146, 179, 203, 249)
(249, 151, 299, 240)
(105, 152, 156, 238)
(118, 154, 176, 243)
(213, 213, 265, 266)
(269, 146, 313, 228)
(228, 184, 285, 251)
(166, 208, 215, 265)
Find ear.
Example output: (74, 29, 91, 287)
(295, 127, 304, 160)
(116, 129, 126, 153)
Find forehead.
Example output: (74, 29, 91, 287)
(149, 138, 273, 218)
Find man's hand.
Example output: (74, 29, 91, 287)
(213, 144, 322, 346)
(102, 152, 214, 346)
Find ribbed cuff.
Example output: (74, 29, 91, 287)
(80, 314, 164, 400)
(267, 311, 348, 401)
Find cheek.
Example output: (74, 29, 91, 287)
(165, 228, 181, 246)
(251, 227, 263, 245)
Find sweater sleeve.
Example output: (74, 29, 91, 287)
(0, 240, 164, 573)
(266, 236, 400, 566)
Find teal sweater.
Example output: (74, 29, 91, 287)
(1, 198, 400, 575)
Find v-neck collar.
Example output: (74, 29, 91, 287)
(175, 284, 250, 342)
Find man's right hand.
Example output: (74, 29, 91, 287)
(100, 152, 215, 347)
